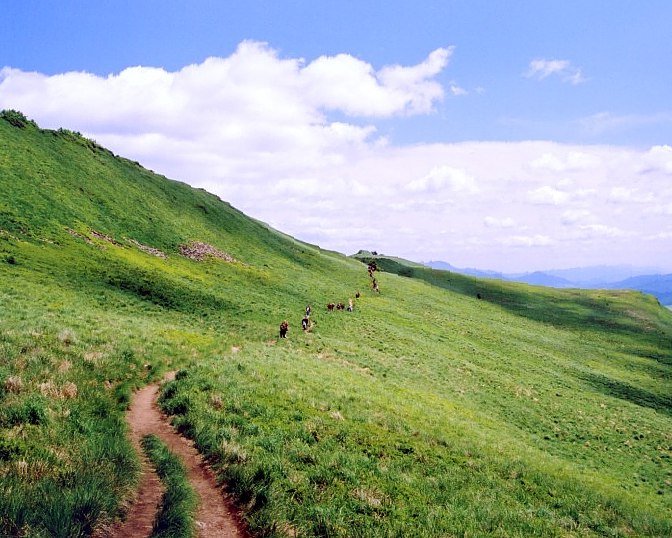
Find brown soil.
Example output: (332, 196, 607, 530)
(96, 376, 247, 537)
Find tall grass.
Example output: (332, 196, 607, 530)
(159, 331, 672, 537)
(141, 434, 198, 538)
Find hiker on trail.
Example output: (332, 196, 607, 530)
(347, 298, 354, 312)
(279, 320, 289, 338)
(305, 305, 311, 317)
(302, 316, 310, 330)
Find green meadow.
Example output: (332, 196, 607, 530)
(1, 110, 671, 537)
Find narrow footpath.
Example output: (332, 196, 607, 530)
(97, 375, 247, 537)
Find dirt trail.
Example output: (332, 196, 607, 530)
(98, 376, 247, 537)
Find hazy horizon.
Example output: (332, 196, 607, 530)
(422, 260, 668, 278)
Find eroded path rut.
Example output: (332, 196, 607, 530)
(99, 377, 247, 537)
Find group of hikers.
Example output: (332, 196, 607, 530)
(368, 261, 380, 293)
(326, 297, 355, 312)
(279, 304, 314, 338)
(278, 299, 353, 339)
(279, 261, 380, 339)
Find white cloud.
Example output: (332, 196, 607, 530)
(0, 41, 450, 136)
(528, 186, 570, 205)
(579, 112, 672, 137)
(529, 152, 566, 172)
(652, 203, 672, 215)
(561, 209, 591, 225)
(302, 46, 452, 117)
(405, 165, 478, 194)
(577, 224, 633, 238)
(484, 216, 515, 228)
(645, 231, 672, 240)
(501, 235, 555, 247)
(449, 82, 467, 96)
(530, 151, 601, 172)
(609, 187, 654, 204)
(643, 144, 672, 174)
(525, 58, 585, 85)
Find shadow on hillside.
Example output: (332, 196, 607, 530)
(581, 372, 672, 417)
(623, 347, 672, 369)
(366, 257, 672, 350)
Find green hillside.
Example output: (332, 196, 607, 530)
(1, 110, 671, 537)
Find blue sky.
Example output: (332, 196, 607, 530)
(2, 1, 671, 272)
(5, 1, 671, 145)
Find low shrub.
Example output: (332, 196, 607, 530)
(0, 109, 35, 129)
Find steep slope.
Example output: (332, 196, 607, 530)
(0, 111, 341, 272)
(2, 111, 672, 537)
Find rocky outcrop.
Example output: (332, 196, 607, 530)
(179, 241, 237, 263)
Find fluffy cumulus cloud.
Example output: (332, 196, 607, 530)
(501, 235, 555, 247)
(528, 186, 571, 205)
(577, 224, 632, 239)
(608, 187, 653, 204)
(484, 216, 515, 228)
(405, 165, 478, 194)
(644, 144, 672, 173)
(529, 151, 601, 172)
(525, 58, 585, 85)
(1, 42, 671, 272)
(302, 46, 452, 117)
(561, 209, 591, 225)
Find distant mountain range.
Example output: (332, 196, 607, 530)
(424, 261, 672, 306)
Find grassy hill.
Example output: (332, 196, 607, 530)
(1, 110, 671, 537)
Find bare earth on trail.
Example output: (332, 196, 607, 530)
(97, 376, 247, 538)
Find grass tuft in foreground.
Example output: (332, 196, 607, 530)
(141, 434, 198, 538)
